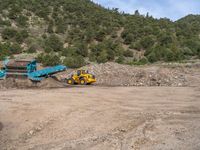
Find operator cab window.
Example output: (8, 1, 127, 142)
(77, 70, 81, 76)
(82, 70, 86, 74)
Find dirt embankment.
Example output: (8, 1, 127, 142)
(81, 63, 188, 86)
(0, 78, 64, 89)
(0, 62, 200, 89)
(60, 62, 200, 87)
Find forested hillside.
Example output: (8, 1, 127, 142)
(0, 0, 200, 67)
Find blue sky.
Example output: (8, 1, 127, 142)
(92, 0, 200, 21)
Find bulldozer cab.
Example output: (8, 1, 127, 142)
(77, 70, 88, 76)
(67, 69, 96, 85)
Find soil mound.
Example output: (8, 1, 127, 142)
(0, 77, 65, 89)
(1, 62, 199, 88)
(80, 62, 188, 86)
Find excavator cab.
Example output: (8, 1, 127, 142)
(67, 70, 96, 85)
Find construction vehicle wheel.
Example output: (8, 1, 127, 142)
(80, 79, 87, 85)
(67, 78, 74, 85)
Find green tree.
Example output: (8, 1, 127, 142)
(0, 42, 12, 60)
(27, 44, 37, 53)
(37, 53, 61, 66)
(147, 51, 157, 63)
(63, 55, 85, 68)
(140, 36, 155, 49)
(107, 48, 115, 61)
(123, 49, 133, 57)
(197, 48, 200, 58)
(95, 29, 106, 41)
(0, 19, 11, 27)
(74, 42, 88, 57)
(55, 23, 66, 34)
(2, 28, 17, 40)
(16, 15, 28, 27)
(123, 33, 134, 45)
(116, 55, 125, 64)
(15, 30, 29, 44)
(45, 35, 63, 52)
(134, 10, 140, 16)
(10, 43, 22, 54)
(47, 20, 54, 33)
(97, 50, 108, 63)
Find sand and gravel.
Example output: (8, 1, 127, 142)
(0, 62, 200, 150)
(0, 85, 200, 150)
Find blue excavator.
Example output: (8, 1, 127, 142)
(0, 59, 66, 81)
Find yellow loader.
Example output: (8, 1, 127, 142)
(66, 70, 96, 85)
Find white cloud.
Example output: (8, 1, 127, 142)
(92, 0, 200, 21)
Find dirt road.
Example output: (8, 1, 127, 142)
(0, 85, 200, 150)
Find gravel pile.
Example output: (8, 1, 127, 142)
(80, 62, 188, 86)
(0, 62, 196, 89)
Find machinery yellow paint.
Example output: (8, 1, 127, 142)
(66, 70, 96, 85)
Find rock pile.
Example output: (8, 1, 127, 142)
(0, 62, 194, 89)
(80, 62, 188, 86)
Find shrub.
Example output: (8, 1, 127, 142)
(0, 19, 11, 26)
(197, 48, 200, 58)
(15, 33, 24, 43)
(89, 53, 96, 62)
(147, 51, 157, 63)
(10, 43, 22, 54)
(74, 42, 88, 57)
(182, 39, 200, 55)
(138, 57, 149, 65)
(0, 42, 12, 60)
(139, 36, 155, 49)
(127, 57, 149, 66)
(116, 55, 125, 64)
(15, 30, 29, 44)
(107, 49, 115, 61)
(55, 23, 66, 34)
(45, 35, 63, 52)
(47, 23, 54, 33)
(132, 41, 142, 50)
(123, 50, 133, 57)
(36, 53, 61, 66)
(2, 28, 17, 40)
(16, 15, 28, 27)
(63, 55, 85, 68)
(36, 53, 44, 63)
(95, 29, 106, 41)
(163, 48, 175, 61)
(27, 45, 37, 53)
(61, 47, 77, 57)
(123, 33, 134, 45)
(97, 50, 108, 63)
(20, 30, 29, 38)
(182, 47, 193, 56)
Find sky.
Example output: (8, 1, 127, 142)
(92, 0, 200, 21)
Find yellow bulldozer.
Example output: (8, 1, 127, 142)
(66, 70, 96, 85)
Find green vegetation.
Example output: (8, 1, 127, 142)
(0, 42, 22, 60)
(0, 0, 200, 67)
(36, 53, 61, 66)
(63, 56, 86, 68)
(2, 28, 29, 44)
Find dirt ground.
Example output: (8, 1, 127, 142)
(0, 84, 200, 150)
(0, 62, 200, 150)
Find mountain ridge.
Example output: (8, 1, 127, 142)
(0, 0, 200, 67)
